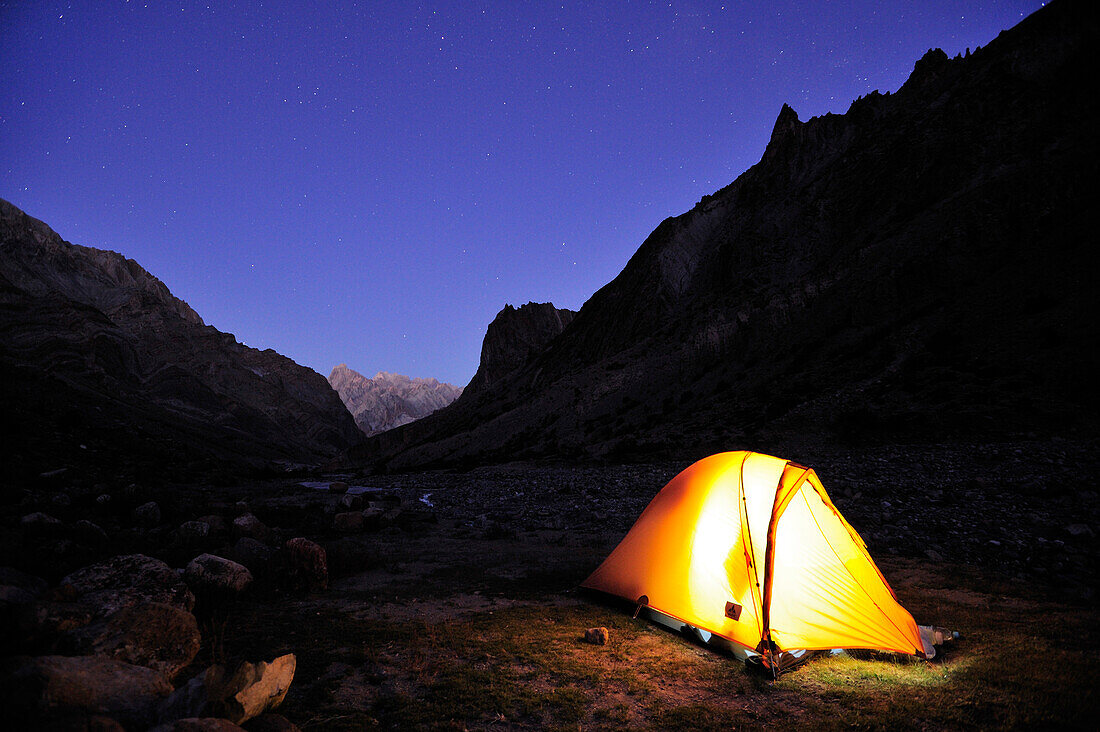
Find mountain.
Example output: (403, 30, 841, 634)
(363, 0, 1099, 470)
(464, 302, 576, 395)
(328, 365, 462, 436)
(0, 200, 363, 478)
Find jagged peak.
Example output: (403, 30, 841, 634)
(900, 47, 952, 94)
(769, 103, 802, 144)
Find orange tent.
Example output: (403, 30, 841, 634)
(582, 451, 927, 669)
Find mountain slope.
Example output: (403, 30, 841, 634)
(329, 365, 462, 436)
(365, 0, 1099, 470)
(0, 200, 363, 477)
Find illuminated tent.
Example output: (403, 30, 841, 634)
(582, 451, 928, 670)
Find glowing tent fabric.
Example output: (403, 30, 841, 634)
(582, 451, 924, 659)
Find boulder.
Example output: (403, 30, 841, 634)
(184, 554, 253, 597)
(0, 569, 48, 652)
(232, 514, 268, 541)
(283, 538, 327, 592)
(59, 602, 201, 680)
(361, 506, 385, 529)
(333, 511, 363, 532)
(133, 501, 162, 527)
(0, 566, 48, 596)
(230, 538, 275, 575)
(60, 554, 196, 619)
(197, 515, 228, 536)
(179, 521, 211, 540)
(0, 654, 172, 729)
(337, 493, 362, 510)
(73, 519, 110, 545)
(20, 512, 63, 535)
(327, 481, 349, 494)
(159, 654, 296, 725)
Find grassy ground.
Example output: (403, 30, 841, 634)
(218, 539, 1097, 730)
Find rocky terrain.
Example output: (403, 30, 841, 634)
(363, 0, 1099, 471)
(1, 439, 1095, 728)
(0, 200, 363, 479)
(328, 365, 462, 436)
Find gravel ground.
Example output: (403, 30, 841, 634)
(322, 439, 1097, 601)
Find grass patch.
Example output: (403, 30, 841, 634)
(216, 559, 1099, 730)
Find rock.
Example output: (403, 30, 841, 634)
(197, 515, 228, 535)
(179, 521, 211, 540)
(0, 567, 49, 596)
(73, 519, 110, 545)
(0, 569, 48, 652)
(96, 494, 112, 505)
(60, 554, 196, 619)
(243, 713, 301, 731)
(333, 511, 363, 532)
(924, 549, 944, 562)
(0, 654, 172, 729)
(283, 538, 327, 592)
(152, 719, 246, 732)
(327, 481, 349, 494)
(184, 554, 253, 597)
(337, 493, 362, 510)
(584, 627, 609, 645)
(360, 506, 385, 529)
(159, 654, 296, 726)
(59, 602, 201, 680)
(220, 655, 296, 725)
(234, 501, 250, 516)
(133, 501, 162, 527)
(20, 512, 63, 535)
(231, 538, 275, 575)
(51, 493, 72, 509)
(1066, 524, 1094, 538)
(233, 514, 268, 541)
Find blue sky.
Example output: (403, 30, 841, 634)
(0, 1, 1043, 385)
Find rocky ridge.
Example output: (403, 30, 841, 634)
(328, 365, 462, 436)
(463, 302, 576, 395)
(364, 0, 1099, 470)
(0, 199, 363, 477)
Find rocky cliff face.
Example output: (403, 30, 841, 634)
(328, 365, 462, 436)
(0, 200, 363, 476)
(363, 0, 1099, 470)
(465, 302, 576, 395)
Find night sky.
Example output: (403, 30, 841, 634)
(1, 1, 1043, 386)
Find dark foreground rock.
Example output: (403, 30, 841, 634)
(160, 654, 296, 726)
(0, 654, 173, 728)
(58, 554, 196, 621)
(57, 601, 201, 680)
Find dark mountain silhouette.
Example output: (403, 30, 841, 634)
(464, 302, 576, 396)
(0, 200, 363, 478)
(363, 0, 1099, 471)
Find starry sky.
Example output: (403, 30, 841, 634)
(0, 1, 1044, 386)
